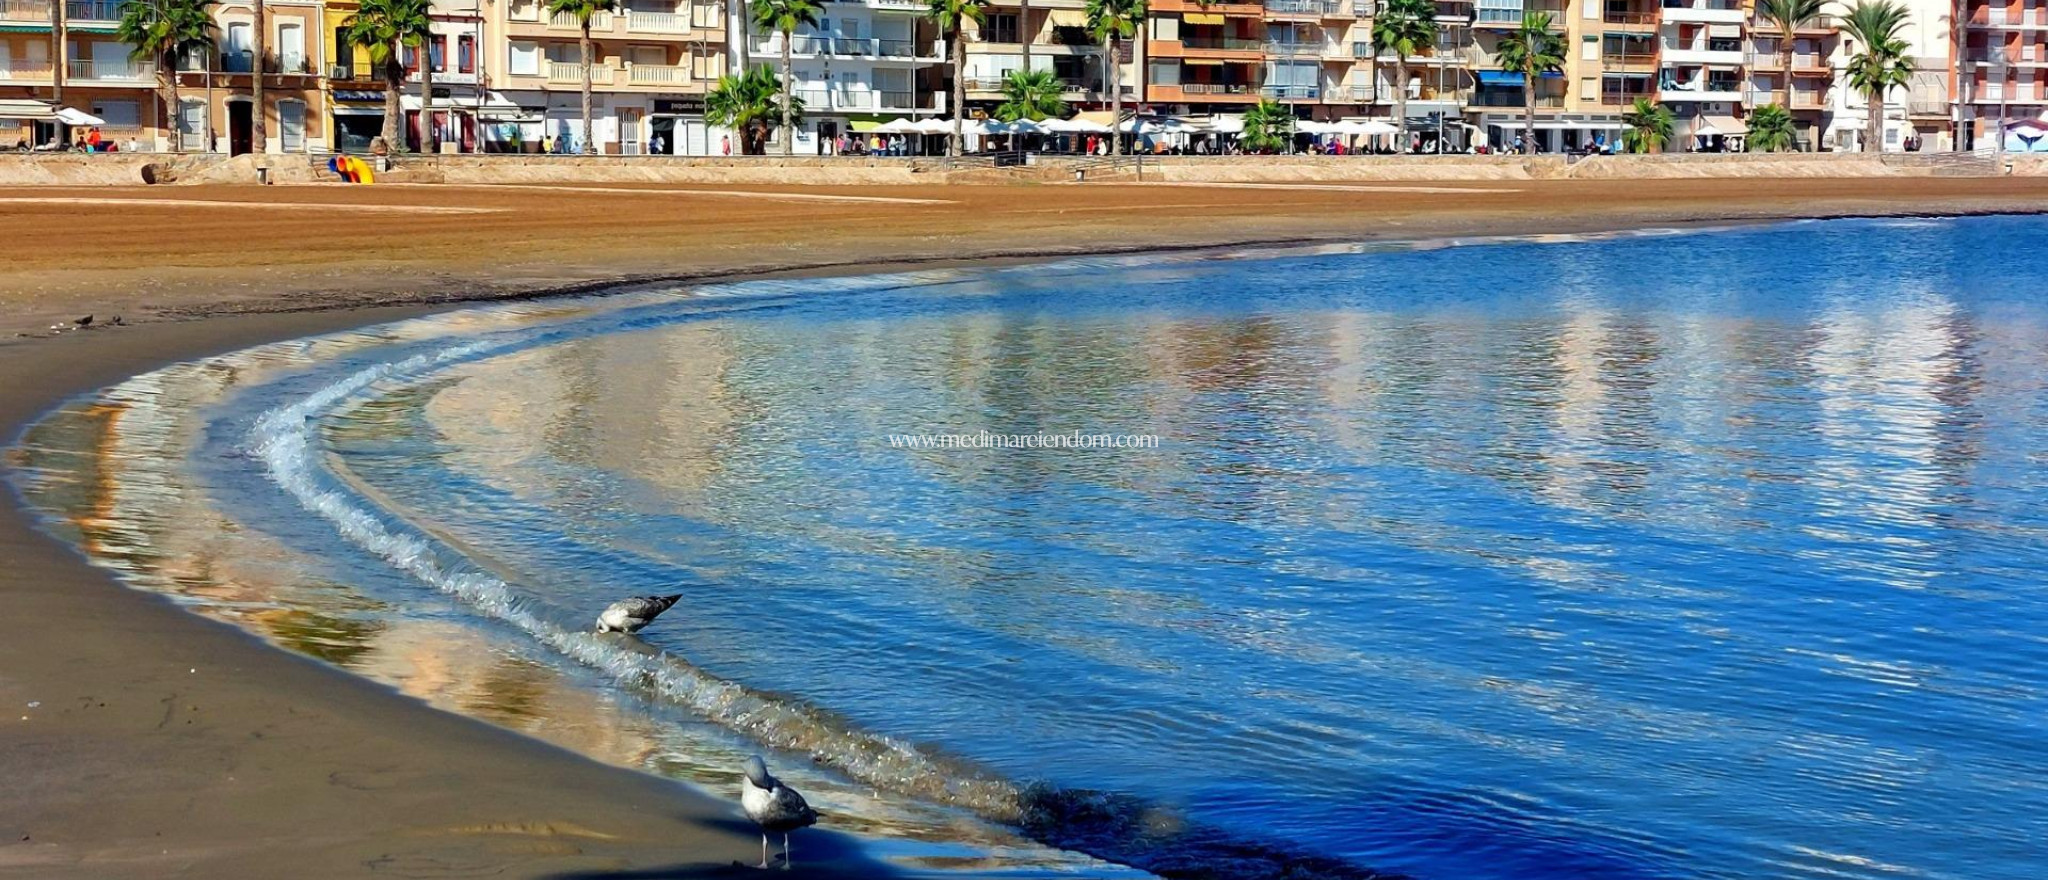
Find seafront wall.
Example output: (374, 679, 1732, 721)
(0, 150, 2040, 186)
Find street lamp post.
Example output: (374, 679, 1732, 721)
(1993, 56, 2008, 167)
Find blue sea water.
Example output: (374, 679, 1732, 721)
(21, 216, 2048, 880)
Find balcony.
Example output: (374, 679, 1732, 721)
(0, 60, 54, 81)
(0, 0, 50, 23)
(1658, 83, 1741, 102)
(1471, 90, 1563, 107)
(1745, 87, 1825, 109)
(1658, 0, 1742, 23)
(551, 9, 614, 29)
(1264, 40, 1326, 57)
(64, 0, 123, 21)
(626, 63, 694, 85)
(67, 57, 154, 82)
(761, 36, 931, 59)
(1971, 7, 2048, 29)
(1151, 82, 1259, 102)
(1179, 36, 1264, 51)
(626, 9, 693, 32)
(1661, 44, 1744, 65)
(1262, 84, 1320, 99)
(1265, 0, 1344, 16)
(548, 60, 614, 83)
(792, 88, 929, 111)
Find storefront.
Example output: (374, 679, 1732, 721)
(331, 88, 387, 154)
(647, 97, 714, 156)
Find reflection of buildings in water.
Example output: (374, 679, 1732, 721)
(425, 324, 738, 501)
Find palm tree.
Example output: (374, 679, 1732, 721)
(926, 0, 990, 157)
(1841, 0, 1912, 154)
(117, 0, 216, 152)
(994, 68, 1066, 121)
(1085, 0, 1142, 156)
(707, 64, 796, 154)
(751, 0, 822, 156)
(1746, 103, 1796, 151)
(343, 0, 431, 152)
(1241, 99, 1294, 153)
(1494, 11, 1566, 154)
(1756, 0, 1824, 109)
(550, 0, 618, 154)
(1620, 96, 1672, 153)
(1372, 0, 1437, 152)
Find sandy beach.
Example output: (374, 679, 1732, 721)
(2, 176, 2046, 879)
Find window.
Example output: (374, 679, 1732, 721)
(279, 100, 305, 151)
(334, 28, 355, 73)
(90, 99, 139, 127)
(984, 13, 1019, 44)
(178, 98, 206, 150)
(277, 22, 304, 72)
(459, 34, 475, 72)
(429, 35, 446, 73)
(509, 41, 540, 75)
(691, 46, 720, 79)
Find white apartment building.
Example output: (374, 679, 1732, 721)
(748, 0, 942, 153)
(496, 0, 729, 154)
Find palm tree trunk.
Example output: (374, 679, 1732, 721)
(1523, 61, 1536, 155)
(253, 0, 266, 154)
(949, 25, 963, 158)
(166, 67, 179, 153)
(1394, 57, 1408, 152)
(422, 33, 437, 154)
(1108, 38, 1120, 157)
(581, 25, 594, 154)
(778, 34, 793, 156)
(1779, 34, 1796, 150)
(383, 52, 402, 151)
(1020, 0, 1031, 72)
(1866, 85, 1882, 153)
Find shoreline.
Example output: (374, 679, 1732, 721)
(3, 182, 2046, 879)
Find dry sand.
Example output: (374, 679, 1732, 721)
(1, 177, 2045, 879)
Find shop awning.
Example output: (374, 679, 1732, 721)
(1182, 58, 1225, 66)
(0, 99, 56, 121)
(1477, 71, 1524, 86)
(1692, 114, 1745, 136)
(1047, 9, 1089, 26)
(1182, 12, 1226, 24)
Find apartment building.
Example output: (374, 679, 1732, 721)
(959, 0, 1114, 116)
(1745, 5, 1837, 149)
(499, 0, 728, 154)
(1957, 0, 2048, 150)
(0, 0, 159, 148)
(1825, 0, 1952, 152)
(1140, 0, 1378, 126)
(744, 0, 941, 154)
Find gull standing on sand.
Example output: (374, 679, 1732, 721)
(741, 755, 819, 869)
(594, 594, 683, 634)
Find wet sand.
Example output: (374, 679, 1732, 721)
(1, 177, 2045, 878)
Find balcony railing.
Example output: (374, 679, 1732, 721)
(65, 0, 122, 20)
(1471, 91, 1564, 106)
(1264, 40, 1325, 57)
(551, 9, 613, 28)
(1179, 82, 1254, 94)
(1262, 84, 1320, 98)
(626, 9, 692, 32)
(68, 58, 154, 80)
(772, 36, 924, 57)
(1179, 35, 1263, 51)
(1266, 0, 1343, 14)
(627, 63, 691, 84)
(218, 49, 252, 72)
(0, 0, 49, 22)
(548, 60, 614, 83)
(0, 60, 53, 79)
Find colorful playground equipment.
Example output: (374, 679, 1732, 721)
(327, 155, 376, 184)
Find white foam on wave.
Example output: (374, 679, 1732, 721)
(247, 339, 1026, 817)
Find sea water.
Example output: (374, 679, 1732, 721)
(13, 216, 2048, 880)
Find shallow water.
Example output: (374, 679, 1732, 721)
(13, 217, 2048, 880)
